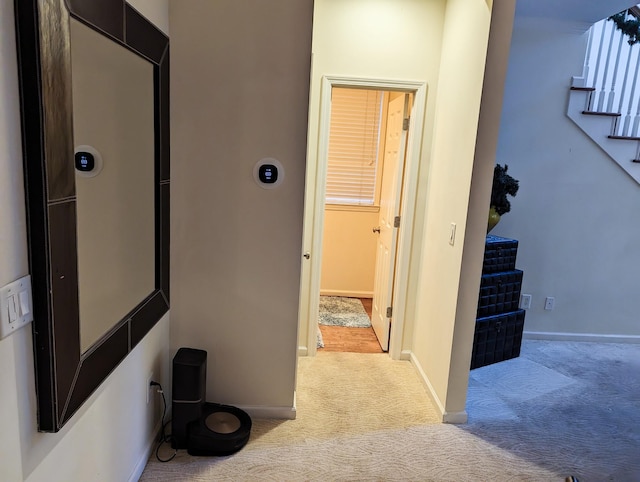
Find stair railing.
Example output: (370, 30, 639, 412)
(580, 8, 640, 137)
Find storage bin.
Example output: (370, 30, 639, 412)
(470, 309, 525, 369)
(477, 269, 523, 317)
(483, 235, 518, 274)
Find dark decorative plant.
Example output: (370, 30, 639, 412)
(491, 164, 519, 216)
(609, 9, 640, 45)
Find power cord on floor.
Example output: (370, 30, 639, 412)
(150, 381, 177, 462)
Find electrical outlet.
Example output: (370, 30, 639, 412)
(520, 294, 532, 310)
(544, 297, 555, 311)
(146, 374, 154, 404)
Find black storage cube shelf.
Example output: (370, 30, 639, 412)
(471, 310, 525, 369)
(483, 235, 518, 274)
(471, 235, 525, 369)
(477, 270, 523, 317)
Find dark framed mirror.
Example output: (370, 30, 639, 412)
(14, 0, 169, 432)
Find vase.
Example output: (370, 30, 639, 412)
(487, 206, 501, 233)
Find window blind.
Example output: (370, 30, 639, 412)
(326, 88, 383, 206)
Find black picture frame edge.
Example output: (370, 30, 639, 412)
(13, 0, 169, 432)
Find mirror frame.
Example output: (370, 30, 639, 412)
(14, 0, 170, 432)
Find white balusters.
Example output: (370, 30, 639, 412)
(597, 22, 616, 112)
(626, 46, 640, 135)
(633, 83, 640, 136)
(591, 21, 607, 110)
(607, 34, 624, 112)
(615, 45, 634, 121)
(583, 26, 594, 83)
(583, 10, 640, 137)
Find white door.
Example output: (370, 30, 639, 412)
(371, 93, 409, 351)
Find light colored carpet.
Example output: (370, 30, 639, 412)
(318, 296, 371, 328)
(140, 341, 640, 481)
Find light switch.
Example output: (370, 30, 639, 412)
(0, 275, 34, 340)
(8, 296, 17, 322)
(19, 290, 30, 316)
(449, 222, 457, 246)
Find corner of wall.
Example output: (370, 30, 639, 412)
(445, 0, 516, 418)
(409, 352, 446, 421)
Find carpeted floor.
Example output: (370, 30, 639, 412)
(465, 340, 640, 481)
(140, 341, 640, 481)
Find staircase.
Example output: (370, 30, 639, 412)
(567, 8, 640, 184)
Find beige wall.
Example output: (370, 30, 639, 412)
(0, 2, 171, 480)
(320, 208, 378, 297)
(299, 0, 447, 352)
(409, 0, 514, 420)
(169, 0, 313, 415)
(495, 15, 640, 340)
(0, 0, 28, 478)
(449, 0, 517, 415)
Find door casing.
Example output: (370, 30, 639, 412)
(299, 75, 427, 360)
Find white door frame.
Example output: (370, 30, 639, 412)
(301, 75, 427, 360)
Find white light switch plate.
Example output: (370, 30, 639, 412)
(0, 275, 34, 340)
(449, 222, 456, 246)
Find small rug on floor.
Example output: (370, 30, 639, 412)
(318, 296, 371, 328)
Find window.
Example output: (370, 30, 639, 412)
(326, 88, 384, 207)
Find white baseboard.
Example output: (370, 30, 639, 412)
(320, 290, 373, 298)
(238, 404, 297, 420)
(128, 418, 164, 482)
(409, 352, 466, 424)
(523, 331, 640, 344)
(298, 345, 308, 356)
(399, 349, 412, 361)
(442, 410, 468, 424)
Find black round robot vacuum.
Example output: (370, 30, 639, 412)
(186, 403, 252, 456)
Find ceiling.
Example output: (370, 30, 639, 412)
(515, 0, 638, 25)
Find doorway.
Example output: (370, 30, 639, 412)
(317, 88, 412, 353)
(299, 76, 427, 359)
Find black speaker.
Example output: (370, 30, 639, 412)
(171, 348, 207, 449)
